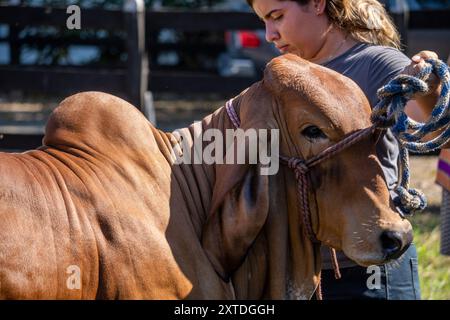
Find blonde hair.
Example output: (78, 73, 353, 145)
(247, 0, 402, 49)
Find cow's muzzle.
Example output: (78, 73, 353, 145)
(380, 229, 413, 260)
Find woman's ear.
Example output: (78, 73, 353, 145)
(313, 0, 326, 15)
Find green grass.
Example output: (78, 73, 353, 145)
(411, 213, 450, 300)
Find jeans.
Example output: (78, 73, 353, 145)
(320, 244, 421, 300)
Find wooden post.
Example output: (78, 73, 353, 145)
(392, 12, 409, 51)
(388, 0, 409, 51)
(9, 24, 20, 65)
(124, 0, 154, 123)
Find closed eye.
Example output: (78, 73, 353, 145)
(301, 125, 327, 141)
(272, 14, 283, 21)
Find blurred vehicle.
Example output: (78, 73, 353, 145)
(218, 29, 279, 78)
(214, 0, 279, 78)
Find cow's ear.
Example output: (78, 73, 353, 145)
(201, 162, 269, 281)
(201, 82, 275, 281)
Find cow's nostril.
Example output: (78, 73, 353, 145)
(380, 231, 403, 259)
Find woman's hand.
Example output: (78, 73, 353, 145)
(403, 51, 445, 124)
(402, 50, 441, 98)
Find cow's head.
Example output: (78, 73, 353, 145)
(202, 54, 413, 298)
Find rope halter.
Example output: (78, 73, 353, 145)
(225, 99, 381, 298)
(225, 57, 450, 299)
(372, 58, 450, 216)
(278, 126, 378, 245)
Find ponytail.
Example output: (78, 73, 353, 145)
(326, 0, 401, 49)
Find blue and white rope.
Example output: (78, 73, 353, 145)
(371, 58, 450, 215)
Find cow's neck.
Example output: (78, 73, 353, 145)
(153, 99, 240, 238)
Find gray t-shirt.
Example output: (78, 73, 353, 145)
(320, 42, 411, 269)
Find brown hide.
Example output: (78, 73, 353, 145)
(0, 54, 412, 299)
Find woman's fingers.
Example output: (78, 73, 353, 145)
(405, 51, 441, 97)
(412, 50, 439, 62)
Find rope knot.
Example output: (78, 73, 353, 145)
(288, 158, 309, 179)
(378, 75, 429, 100)
(394, 186, 428, 216)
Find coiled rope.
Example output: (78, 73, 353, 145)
(371, 58, 450, 215)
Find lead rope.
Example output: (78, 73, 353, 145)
(282, 157, 326, 300)
(372, 58, 450, 216)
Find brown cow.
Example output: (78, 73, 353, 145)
(0, 54, 412, 299)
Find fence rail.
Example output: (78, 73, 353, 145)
(408, 10, 450, 29)
(0, 3, 147, 103)
(1, 6, 449, 98)
(0, 66, 126, 96)
(0, 6, 124, 29)
(0, 5, 449, 150)
(2, 5, 448, 30)
(0, 3, 148, 149)
(0, 5, 265, 98)
(146, 10, 263, 31)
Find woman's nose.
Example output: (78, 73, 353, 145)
(265, 24, 279, 43)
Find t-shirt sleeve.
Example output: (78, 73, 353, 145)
(366, 47, 411, 106)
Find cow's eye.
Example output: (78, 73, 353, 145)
(301, 126, 327, 140)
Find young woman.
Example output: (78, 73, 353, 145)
(246, 0, 444, 299)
